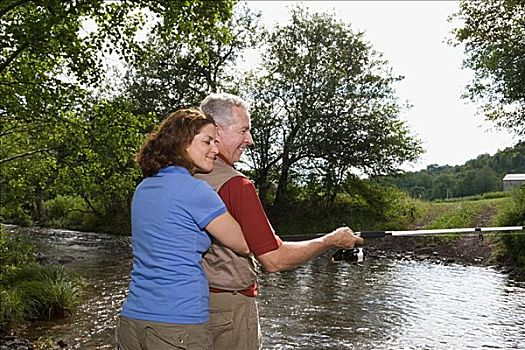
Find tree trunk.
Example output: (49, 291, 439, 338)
(254, 171, 270, 208)
(273, 157, 291, 210)
(33, 190, 44, 223)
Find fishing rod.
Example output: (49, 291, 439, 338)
(355, 225, 524, 238)
(349, 225, 524, 262)
(282, 226, 524, 262)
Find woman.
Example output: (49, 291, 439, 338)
(117, 108, 249, 350)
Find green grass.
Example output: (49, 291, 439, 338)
(0, 228, 84, 332)
(425, 198, 507, 229)
(0, 288, 25, 328)
(434, 191, 510, 203)
(1, 263, 83, 330)
(491, 186, 525, 271)
(413, 197, 507, 244)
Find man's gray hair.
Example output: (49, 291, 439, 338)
(200, 93, 249, 127)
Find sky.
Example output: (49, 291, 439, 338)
(245, 1, 520, 171)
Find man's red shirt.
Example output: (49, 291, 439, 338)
(218, 176, 282, 257)
(209, 166, 282, 297)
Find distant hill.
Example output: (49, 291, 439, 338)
(373, 141, 525, 200)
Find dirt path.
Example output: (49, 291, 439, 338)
(408, 204, 449, 230)
(364, 201, 499, 266)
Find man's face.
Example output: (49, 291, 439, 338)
(216, 106, 253, 164)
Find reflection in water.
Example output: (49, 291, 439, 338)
(7, 226, 525, 349)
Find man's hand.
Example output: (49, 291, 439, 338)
(258, 226, 364, 273)
(325, 227, 364, 248)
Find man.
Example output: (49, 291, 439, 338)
(195, 93, 364, 350)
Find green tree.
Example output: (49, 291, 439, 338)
(245, 7, 422, 208)
(452, 0, 525, 135)
(1, 0, 236, 163)
(0, 0, 237, 228)
(456, 168, 500, 197)
(49, 98, 153, 227)
(373, 142, 524, 200)
(431, 174, 455, 199)
(123, 3, 261, 118)
(0, 0, 235, 82)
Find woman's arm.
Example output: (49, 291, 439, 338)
(205, 212, 250, 256)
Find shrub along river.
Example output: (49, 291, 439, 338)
(6, 225, 525, 349)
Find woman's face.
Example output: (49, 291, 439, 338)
(186, 124, 219, 173)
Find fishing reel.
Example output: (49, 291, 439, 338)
(332, 247, 365, 263)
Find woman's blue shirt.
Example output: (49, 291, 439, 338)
(121, 166, 226, 324)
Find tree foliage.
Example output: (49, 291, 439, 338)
(244, 7, 422, 208)
(123, 4, 261, 117)
(374, 141, 525, 200)
(0, 0, 237, 228)
(452, 0, 525, 136)
(0, 0, 236, 80)
(1, 0, 236, 158)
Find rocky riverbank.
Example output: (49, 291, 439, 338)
(0, 335, 68, 350)
(359, 234, 523, 279)
(0, 336, 33, 350)
(284, 230, 522, 277)
(364, 234, 492, 265)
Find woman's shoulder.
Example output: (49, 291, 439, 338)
(190, 175, 217, 195)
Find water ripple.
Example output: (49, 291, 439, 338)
(6, 226, 525, 350)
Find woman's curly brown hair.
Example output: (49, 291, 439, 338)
(136, 108, 215, 177)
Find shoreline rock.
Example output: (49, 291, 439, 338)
(0, 336, 33, 350)
(0, 335, 68, 350)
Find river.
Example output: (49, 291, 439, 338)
(5, 225, 525, 349)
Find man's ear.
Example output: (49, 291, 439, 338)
(215, 125, 223, 142)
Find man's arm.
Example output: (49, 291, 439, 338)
(256, 227, 363, 272)
(220, 176, 363, 272)
(218, 177, 282, 256)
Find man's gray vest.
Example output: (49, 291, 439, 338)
(195, 158, 258, 291)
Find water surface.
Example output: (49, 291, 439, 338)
(7, 226, 525, 349)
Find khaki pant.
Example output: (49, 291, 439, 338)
(116, 316, 212, 350)
(209, 292, 261, 350)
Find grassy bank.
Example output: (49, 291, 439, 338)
(273, 186, 524, 274)
(416, 197, 506, 230)
(0, 227, 84, 333)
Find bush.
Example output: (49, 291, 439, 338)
(0, 228, 36, 278)
(42, 195, 131, 235)
(492, 186, 525, 271)
(44, 195, 98, 230)
(0, 205, 32, 226)
(495, 186, 525, 227)
(93, 201, 131, 235)
(271, 181, 422, 235)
